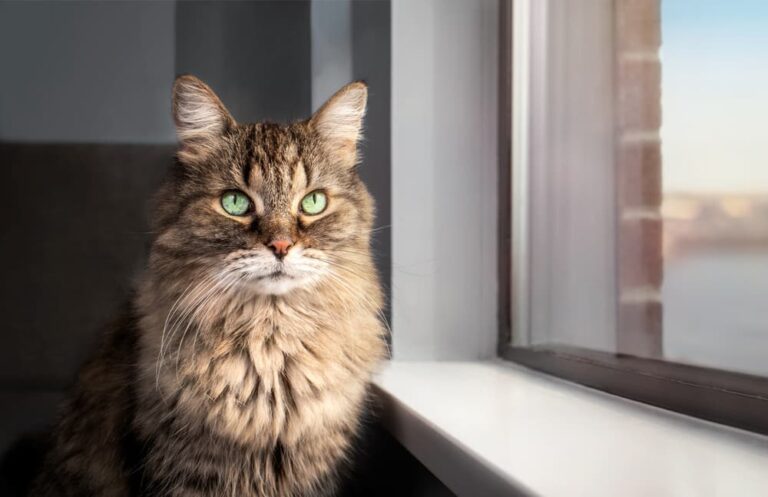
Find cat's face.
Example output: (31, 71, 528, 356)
(151, 76, 374, 295)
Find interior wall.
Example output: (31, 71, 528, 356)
(0, 1, 176, 143)
(311, 0, 353, 110)
(175, 0, 312, 123)
(391, 0, 498, 360)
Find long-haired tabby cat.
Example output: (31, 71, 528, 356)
(30, 76, 386, 496)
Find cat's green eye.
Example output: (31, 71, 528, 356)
(301, 191, 327, 215)
(220, 190, 252, 216)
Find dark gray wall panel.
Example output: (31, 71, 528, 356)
(0, 144, 172, 386)
(175, 0, 312, 123)
(0, 1, 176, 143)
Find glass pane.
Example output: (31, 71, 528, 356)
(661, 0, 768, 376)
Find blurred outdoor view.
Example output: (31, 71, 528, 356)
(661, 0, 768, 376)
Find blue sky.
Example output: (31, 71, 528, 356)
(661, 0, 768, 194)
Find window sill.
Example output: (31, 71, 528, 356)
(373, 360, 768, 497)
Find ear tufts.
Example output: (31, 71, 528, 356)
(172, 75, 234, 145)
(311, 81, 368, 166)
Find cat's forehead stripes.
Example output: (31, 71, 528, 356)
(241, 126, 257, 186)
(245, 124, 306, 192)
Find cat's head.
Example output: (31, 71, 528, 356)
(150, 75, 374, 296)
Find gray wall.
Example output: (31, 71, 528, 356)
(176, 1, 312, 123)
(0, 0, 314, 143)
(391, 0, 498, 360)
(0, 1, 176, 143)
(311, 0, 353, 110)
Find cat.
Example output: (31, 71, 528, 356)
(29, 75, 386, 497)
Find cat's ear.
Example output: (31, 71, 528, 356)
(172, 75, 234, 160)
(310, 81, 367, 167)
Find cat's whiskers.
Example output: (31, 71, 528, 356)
(162, 276, 219, 360)
(187, 272, 247, 359)
(174, 272, 244, 380)
(156, 274, 219, 389)
(156, 273, 225, 389)
(316, 257, 392, 349)
(321, 271, 390, 355)
(359, 224, 391, 235)
(320, 265, 379, 312)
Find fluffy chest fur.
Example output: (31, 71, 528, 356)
(134, 278, 385, 496)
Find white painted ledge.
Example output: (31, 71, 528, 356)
(374, 361, 768, 497)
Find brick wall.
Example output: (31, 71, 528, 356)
(614, 0, 664, 358)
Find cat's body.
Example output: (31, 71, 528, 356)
(30, 77, 385, 496)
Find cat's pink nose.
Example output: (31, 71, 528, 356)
(268, 239, 294, 259)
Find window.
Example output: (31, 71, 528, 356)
(501, 0, 768, 434)
(661, 0, 768, 376)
